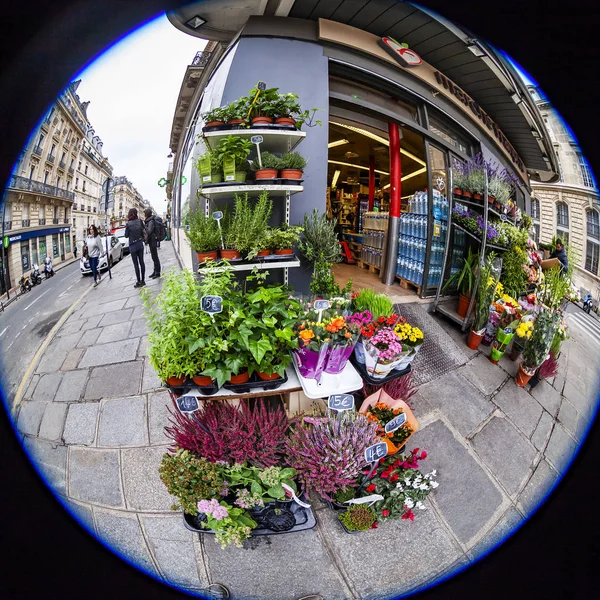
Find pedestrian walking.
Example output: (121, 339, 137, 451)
(85, 225, 105, 286)
(125, 207, 147, 288)
(73, 244, 77, 259)
(144, 207, 161, 279)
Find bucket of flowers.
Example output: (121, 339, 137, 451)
(509, 315, 534, 361)
(322, 315, 361, 374)
(363, 325, 407, 379)
(291, 319, 331, 379)
(355, 313, 406, 365)
(393, 322, 424, 369)
(489, 307, 521, 364)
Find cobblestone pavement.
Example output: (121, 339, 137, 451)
(12, 241, 600, 599)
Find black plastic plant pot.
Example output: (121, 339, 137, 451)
(337, 514, 361, 535)
(184, 511, 208, 532)
(260, 506, 296, 532)
(201, 180, 249, 188)
(201, 124, 247, 133)
(223, 370, 288, 394)
(529, 375, 540, 389)
(253, 178, 304, 186)
(349, 355, 412, 386)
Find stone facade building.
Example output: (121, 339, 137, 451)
(528, 85, 599, 300)
(111, 176, 147, 230)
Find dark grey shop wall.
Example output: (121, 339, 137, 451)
(220, 37, 330, 293)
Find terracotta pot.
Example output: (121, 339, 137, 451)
(226, 119, 246, 125)
(255, 168, 278, 179)
(457, 293, 472, 318)
(257, 371, 282, 381)
(165, 375, 186, 386)
(229, 369, 249, 384)
(488, 195, 496, 204)
(274, 248, 293, 255)
(220, 249, 241, 260)
(280, 169, 303, 180)
(466, 329, 485, 350)
(275, 116, 296, 126)
(515, 363, 535, 387)
(256, 249, 271, 257)
(453, 188, 463, 197)
(196, 250, 218, 263)
(462, 190, 472, 198)
(252, 116, 273, 125)
(473, 193, 482, 201)
(192, 375, 214, 387)
(205, 121, 224, 127)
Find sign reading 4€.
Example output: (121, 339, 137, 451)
(379, 37, 422, 68)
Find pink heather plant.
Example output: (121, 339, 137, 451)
(369, 327, 403, 361)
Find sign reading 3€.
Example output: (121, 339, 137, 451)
(379, 37, 422, 68)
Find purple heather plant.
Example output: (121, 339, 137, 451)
(285, 415, 379, 501)
(475, 215, 499, 242)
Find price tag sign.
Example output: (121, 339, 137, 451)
(223, 156, 236, 182)
(384, 412, 407, 434)
(201, 295, 222, 314)
(328, 394, 354, 412)
(251, 135, 264, 145)
(365, 442, 388, 464)
(199, 154, 212, 183)
(176, 395, 199, 413)
(500, 214, 508, 222)
(257, 81, 266, 91)
(313, 300, 331, 310)
(212, 211, 223, 220)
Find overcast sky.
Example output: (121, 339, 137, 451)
(75, 14, 207, 216)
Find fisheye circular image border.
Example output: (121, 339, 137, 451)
(2, 2, 598, 599)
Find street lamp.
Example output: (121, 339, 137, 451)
(101, 177, 114, 280)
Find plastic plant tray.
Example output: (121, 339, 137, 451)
(254, 178, 304, 185)
(222, 370, 288, 394)
(183, 495, 316, 536)
(201, 124, 247, 133)
(349, 355, 411, 386)
(249, 123, 296, 131)
(200, 180, 249, 188)
(164, 380, 220, 397)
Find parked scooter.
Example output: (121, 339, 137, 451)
(19, 273, 32, 293)
(583, 295, 593, 314)
(43, 256, 54, 279)
(31, 264, 43, 286)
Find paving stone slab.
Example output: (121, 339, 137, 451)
(544, 423, 578, 475)
(130, 306, 145, 321)
(498, 354, 519, 377)
(77, 328, 102, 348)
(205, 523, 351, 600)
(459, 354, 509, 396)
(130, 318, 147, 339)
(552, 374, 566, 395)
(49, 331, 84, 354)
(99, 308, 134, 327)
(137, 336, 148, 359)
(470, 506, 525, 559)
(530, 411, 554, 451)
(55, 369, 89, 403)
(121, 446, 177, 511)
(80, 314, 104, 331)
(83, 298, 128, 318)
(96, 321, 133, 345)
(17, 400, 47, 436)
(38, 402, 68, 440)
(63, 403, 99, 445)
(529, 380, 562, 417)
(563, 379, 596, 416)
(94, 510, 158, 576)
(22, 437, 68, 495)
(558, 398, 579, 437)
(142, 516, 204, 588)
(36, 348, 69, 374)
(61, 348, 85, 371)
(492, 383, 544, 438)
(31, 372, 63, 402)
(60, 498, 97, 535)
(472, 416, 536, 496)
(413, 371, 495, 437)
(407, 419, 503, 545)
(84, 361, 143, 400)
(149, 391, 172, 445)
(79, 338, 140, 368)
(575, 413, 593, 443)
(142, 358, 162, 393)
(517, 459, 560, 516)
(57, 319, 84, 336)
(314, 498, 460, 600)
(68, 447, 123, 506)
(24, 374, 40, 400)
(98, 396, 148, 447)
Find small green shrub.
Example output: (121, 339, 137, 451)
(338, 504, 377, 531)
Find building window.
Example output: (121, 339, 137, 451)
(44, 171, 49, 184)
(556, 202, 569, 244)
(29, 165, 35, 179)
(84, 165, 88, 175)
(586, 241, 599, 276)
(587, 209, 600, 239)
(78, 160, 82, 170)
(52, 234, 59, 258)
(73, 218, 76, 227)
(56, 177, 62, 188)
(531, 198, 540, 220)
(75, 177, 79, 189)
(20, 241, 30, 271)
(82, 181, 86, 192)
(577, 152, 596, 188)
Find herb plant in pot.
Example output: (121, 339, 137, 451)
(221, 194, 250, 259)
(467, 255, 499, 350)
(214, 135, 252, 183)
(272, 92, 302, 126)
(224, 97, 250, 127)
(251, 151, 281, 180)
(185, 209, 222, 263)
(202, 105, 228, 128)
(246, 85, 280, 125)
(267, 223, 304, 255)
(442, 247, 478, 318)
(279, 151, 307, 180)
(452, 160, 467, 197)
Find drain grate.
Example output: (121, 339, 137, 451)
(394, 303, 468, 386)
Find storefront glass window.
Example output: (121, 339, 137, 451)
(52, 234, 59, 258)
(21, 241, 30, 271)
(39, 239, 46, 261)
(66, 235, 71, 253)
(428, 114, 471, 155)
(427, 145, 449, 289)
(31, 241, 38, 266)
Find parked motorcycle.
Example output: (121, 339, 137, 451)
(31, 264, 43, 286)
(43, 256, 54, 279)
(583, 297, 593, 314)
(19, 274, 32, 293)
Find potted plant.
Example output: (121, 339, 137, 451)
(194, 150, 223, 185)
(272, 92, 302, 126)
(362, 326, 408, 379)
(467, 255, 500, 350)
(489, 308, 521, 364)
(452, 160, 467, 197)
(251, 151, 281, 180)
(442, 247, 478, 317)
(246, 85, 281, 125)
(300, 208, 343, 264)
(267, 223, 303, 255)
(529, 351, 559, 389)
(338, 504, 378, 532)
(224, 97, 250, 127)
(238, 190, 273, 260)
(510, 315, 534, 360)
(214, 135, 253, 183)
(185, 209, 221, 263)
(278, 151, 307, 180)
(195, 498, 258, 549)
(392, 321, 425, 368)
(221, 193, 252, 259)
(362, 400, 417, 455)
(202, 105, 229, 127)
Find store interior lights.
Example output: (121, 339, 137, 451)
(327, 159, 389, 176)
(328, 139, 350, 148)
(331, 170, 341, 188)
(381, 167, 428, 189)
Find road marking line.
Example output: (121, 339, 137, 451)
(0, 326, 8, 338)
(11, 282, 94, 419)
(6, 341, 13, 350)
(23, 288, 50, 311)
(21, 324, 27, 330)
(15, 332, 20, 338)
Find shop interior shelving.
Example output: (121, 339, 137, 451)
(202, 128, 306, 153)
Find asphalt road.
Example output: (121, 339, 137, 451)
(0, 257, 127, 410)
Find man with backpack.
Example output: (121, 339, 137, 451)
(144, 208, 165, 279)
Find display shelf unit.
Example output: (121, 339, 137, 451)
(199, 184, 304, 199)
(452, 222, 508, 253)
(198, 257, 301, 273)
(202, 128, 306, 153)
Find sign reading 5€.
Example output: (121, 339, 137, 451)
(379, 37, 422, 68)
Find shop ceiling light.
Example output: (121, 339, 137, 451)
(344, 151, 360, 158)
(185, 15, 207, 29)
(511, 92, 521, 104)
(381, 167, 428, 189)
(328, 139, 349, 148)
(327, 159, 389, 176)
(331, 170, 341, 187)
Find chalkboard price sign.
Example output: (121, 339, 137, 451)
(328, 394, 354, 412)
(176, 395, 200, 413)
(212, 211, 223, 220)
(313, 300, 331, 310)
(364, 442, 388, 464)
(384, 412, 407, 434)
(257, 81, 266, 91)
(201, 295, 223, 314)
(251, 135, 264, 145)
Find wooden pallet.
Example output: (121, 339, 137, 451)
(395, 275, 422, 295)
(358, 261, 382, 275)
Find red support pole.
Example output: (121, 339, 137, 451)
(368, 154, 375, 211)
(388, 122, 402, 216)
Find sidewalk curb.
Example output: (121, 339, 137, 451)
(10, 280, 94, 418)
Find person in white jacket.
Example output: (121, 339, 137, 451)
(85, 225, 105, 286)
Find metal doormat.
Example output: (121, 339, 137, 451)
(393, 303, 468, 387)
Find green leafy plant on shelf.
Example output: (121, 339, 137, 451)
(473, 253, 500, 332)
(185, 209, 221, 253)
(224, 463, 298, 505)
(214, 135, 253, 175)
(246, 86, 281, 120)
(223, 97, 251, 122)
(299, 208, 342, 264)
(242, 191, 273, 259)
(193, 150, 223, 184)
(201, 105, 229, 124)
(338, 504, 378, 531)
(250, 151, 282, 172)
(266, 223, 304, 251)
(279, 151, 307, 171)
(499, 246, 530, 299)
(223, 193, 254, 253)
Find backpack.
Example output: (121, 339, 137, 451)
(153, 215, 166, 242)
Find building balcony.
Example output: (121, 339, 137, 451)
(21, 219, 30, 227)
(3, 221, 12, 230)
(40, 119, 49, 132)
(46, 154, 55, 164)
(53, 218, 59, 224)
(39, 219, 46, 225)
(32, 145, 43, 157)
(6, 174, 75, 202)
(59, 160, 66, 169)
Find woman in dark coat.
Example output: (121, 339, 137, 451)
(124, 208, 146, 287)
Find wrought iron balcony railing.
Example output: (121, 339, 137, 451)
(46, 154, 55, 164)
(39, 219, 46, 225)
(6, 175, 75, 201)
(3, 221, 11, 230)
(191, 50, 212, 67)
(21, 219, 30, 227)
(53, 218, 59, 224)
(32, 145, 43, 157)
